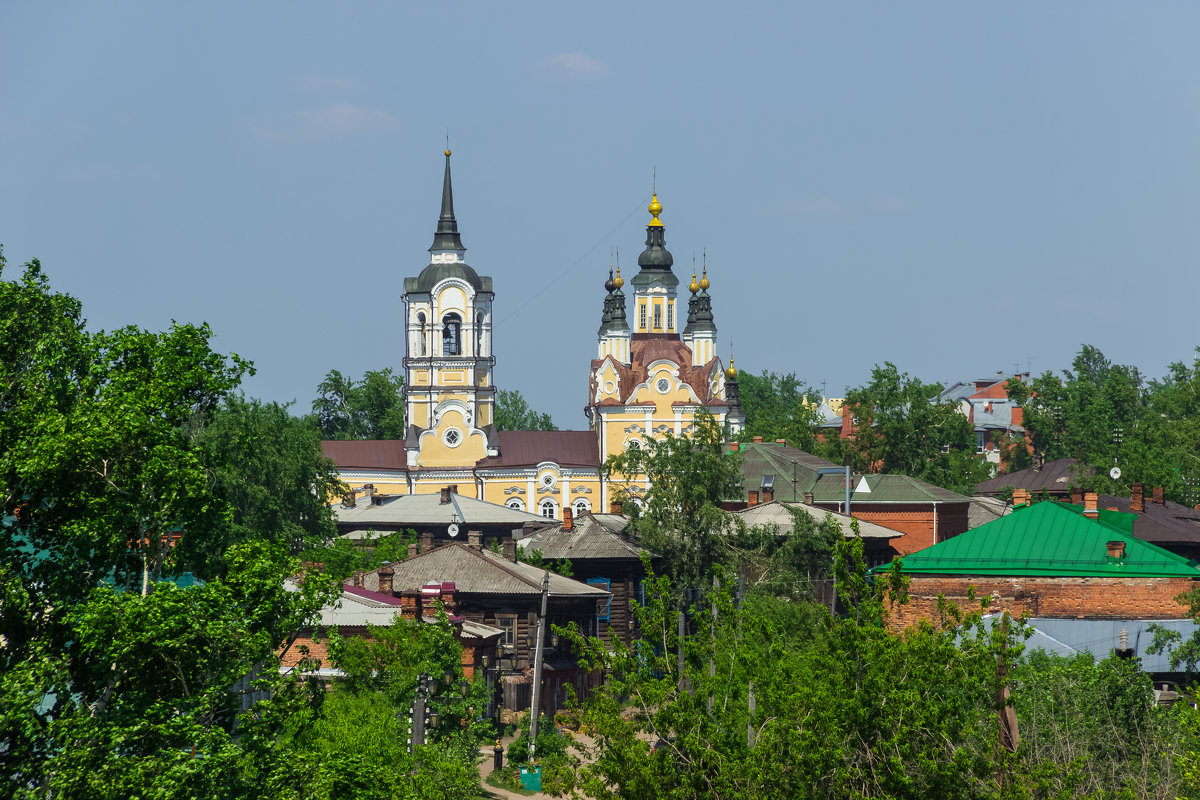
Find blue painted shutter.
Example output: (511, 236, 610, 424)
(587, 577, 611, 622)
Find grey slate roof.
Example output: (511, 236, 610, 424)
(976, 458, 1085, 495)
(518, 512, 650, 560)
(335, 492, 547, 528)
(363, 543, 610, 598)
(968, 495, 1013, 529)
(730, 501, 902, 539)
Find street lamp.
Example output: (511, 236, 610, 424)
(459, 678, 471, 698)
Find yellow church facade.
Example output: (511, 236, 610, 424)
(322, 152, 743, 519)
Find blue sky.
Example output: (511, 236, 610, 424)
(3, 3, 1199, 428)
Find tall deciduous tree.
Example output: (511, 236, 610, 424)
(0, 257, 340, 797)
(734, 370, 825, 453)
(494, 388, 557, 431)
(604, 414, 742, 592)
(311, 368, 406, 440)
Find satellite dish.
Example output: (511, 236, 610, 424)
(1109, 466, 1122, 480)
(447, 523, 460, 537)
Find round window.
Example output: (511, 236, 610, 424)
(443, 428, 463, 447)
(656, 378, 670, 393)
(541, 474, 555, 487)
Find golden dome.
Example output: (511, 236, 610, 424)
(699, 267, 710, 291)
(613, 266, 624, 289)
(647, 193, 663, 227)
(444, 148, 452, 156)
(689, 271, 699, 293)
(725, 357, 737, 380)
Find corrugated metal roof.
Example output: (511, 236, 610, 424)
(735, 442, 968, 506)
(335, 492, 547, 526)
(730, 501, 902, 540)
(983, 615, 1198, 673)
(889, 501, 1200, 577)
(976, 458, 1084, 495)
(322, 439, 408, 471)
(369, 543, 610, 598)
(1094, 495, 1200, 546)
(477, 430, 600, 469)
(518, 512, 650, 559)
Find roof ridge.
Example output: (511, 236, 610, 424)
(473, 544, 546, 591)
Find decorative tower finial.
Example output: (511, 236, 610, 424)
(647, 193, 663, 227)
(726, 340, 738, 379)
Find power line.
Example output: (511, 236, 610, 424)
(494, 197, 650, 328)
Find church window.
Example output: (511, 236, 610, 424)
(653, 304, 662, 330)
(667, 303, 673, 331)
(475, 311, 484, 356)
(506, 498, 526, 511)
(639, 303, 646, 330)
(417, 312, 427, 356)
(573, 499, 591, 516)
(626, 439, 641, 451)
(442, 313, 462, 355)
(443, 428, 462, 447)
(656, 378, 670, 394)
(540, 499, 558, 519)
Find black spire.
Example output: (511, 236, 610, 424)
(429, 149, 465, 253)
(632, 194, 678, 289)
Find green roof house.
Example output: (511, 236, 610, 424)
(882, 498, 1200, 629)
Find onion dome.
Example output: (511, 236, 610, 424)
(613, 266, 624, 289)
(647, 194, 663, 227)
(699, 267, 710, 291)
(689, 271, 700, 294)
(726, 356, 737, 380)
(605, 268, 616, 293)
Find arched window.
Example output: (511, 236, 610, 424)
(572, 499, 591, 516)
(539, 499, 558, 520)
(506, 498, 525, 511)
(416, 312, 427, 356)
(475, 311, 484, 356)
(626, 439, 642, 451)
(442, 313, 462, 355)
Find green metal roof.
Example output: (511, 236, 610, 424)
(735, 442, 969, 505)
(885, 501, 1200, 578)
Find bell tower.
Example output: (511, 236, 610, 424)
(402, 150, 497, 468)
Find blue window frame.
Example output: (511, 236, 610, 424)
(587, 577, 611, 622)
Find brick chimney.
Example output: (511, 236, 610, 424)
(419, 531, 433, 552)
(1106, 540, 1126, 560)
(1153, 486, 1165, 505)
(407, 542, 418, 559)
(562, 507, 573, 532)
(610, 499, 623, 514)
(728, 442, 740, 452)
(468, 530, 482, 550)
(353, 569, 365, 588)
(440, 487, 452, 504)
(762, 488, 774, 503)
(449, 484, 458, 495)
(752, 436, 763, 443)
(803, 491, 814, 505)
(1083, 492, 1099, 519)
(501, 537, 517, 562)
(775, 439, 786, 446)
(420, 583, 441, 617)
(377, 565, 394, 596)
(1013, 489, 1030, 508)
(399, 590, 420, 619)
(748, 490, 759, 507)
(439, 581, 457, 614)
(1131, 483, 1145, 513)
(1070, 488, 1082, 505)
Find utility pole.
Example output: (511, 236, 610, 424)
(528, 572, 550, 757)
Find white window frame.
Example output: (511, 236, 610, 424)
(506, 498, 525, 511)
(653, 304, 662, 330)
(573, 498, 591, 516)
(540, 499, 558, 519)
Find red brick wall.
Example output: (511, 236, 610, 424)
(816, 503, 969, 555)
(280, 625, 371, 669)
(888, 574, 1198, 630)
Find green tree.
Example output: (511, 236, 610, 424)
(311, 368, 406, 440)
(0, 257, 341, 797)
(603, 413, 742, 593)
(494, 388, 557, 431)
(839, 362, 991, 494)
(734, 370, 826, 453)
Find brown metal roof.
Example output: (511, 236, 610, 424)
(363, 543, 610, 598)
(477, 430, 600, 469)
(322, 439, 407, 471)
(976, 458, 1084, 495)
(1099, 495, 1200, 546)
